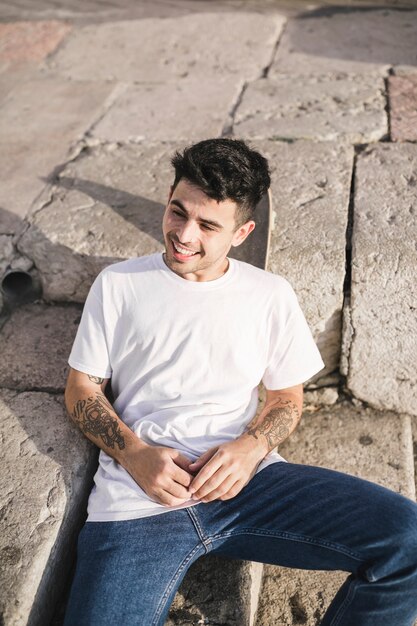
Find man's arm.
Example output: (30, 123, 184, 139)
(65, 367, 194, 506)
(242, 384, 303, 456)
(188, 384, 303, 502)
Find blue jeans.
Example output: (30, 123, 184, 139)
(63, 463, 417, 626)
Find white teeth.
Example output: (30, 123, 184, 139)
(173, 241, 197, 256)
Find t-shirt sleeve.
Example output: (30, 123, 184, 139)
(68, 274, 112, 379)
(262, 286, 325, 390)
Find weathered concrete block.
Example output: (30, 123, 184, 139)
(0, 235, 14, 278)
(389, 74, 417, 142)
(304, 386, 339, 408)
(93, 78, 243, 142)
(0, 20, 71, 73)
(0, 303, 81, 391)
(49, 13, 285, 82)
(343, 143, 417, 416)
(234, 74, 387, 142)
(0, 77, 114, 219)
(254, 140, 353, 379)
(0, 389, 97, 626)
(18, 142, 174, 301)
(255, 402, 415, 625)
(167, 557, 262, 626)
(271, 9, 417, 76)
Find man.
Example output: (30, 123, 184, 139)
(63, 138, 417, 626)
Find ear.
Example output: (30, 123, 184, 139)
(231, 221, 256, 247)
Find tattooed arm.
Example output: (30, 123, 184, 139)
(242, 384, 303, 455)
(188, 384, 303, 503)
(64, 367, 195, 506)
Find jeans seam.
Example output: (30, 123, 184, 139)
(210, 528, 364, 562)
(186, 507, 212, 553)
(152, 543, 205, 626)
(330, 577, 358, 625)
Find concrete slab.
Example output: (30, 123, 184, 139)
(343, 143, 417, 416)
(18, 142, 174, 301)
(0, 77, 115, 219)
(48, 13, 285, 82)
(234, 74, 387, 142)
(0, 20, 71, 74)
(255, 402, 416, 625)
(254, 140, 353, 379)
(167, 557, 262, 626)
(389, 74, 417, 142)
(93, 78, 243, 142)
(0, 303, 81, 392)
(0, 389, 97, 626)
(271, 9, 417, 76)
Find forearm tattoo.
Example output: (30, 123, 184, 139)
(71, 392, 125, 450)
(244, 398, 300, 451)
(87, 375, 104, 384)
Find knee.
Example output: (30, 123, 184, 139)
(382, 495, 417, 568)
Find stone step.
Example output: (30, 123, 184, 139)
(341, 143, 417, 417)
(0, 75, 114, 221)
(0, 304, 96, 624)
(270, 9, 417, 76)
(46, 14, 285, 83)
(254, 139, 353, 380)
(234, 74, 387, 143)
(0, 388, 98, 626)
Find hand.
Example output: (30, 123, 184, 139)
(188, 435, 267, 503)
(123, 444, 195, 507)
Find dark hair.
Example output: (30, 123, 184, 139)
(171, 138, 270, 228)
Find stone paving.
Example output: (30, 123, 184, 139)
(0, 2, 416, 625)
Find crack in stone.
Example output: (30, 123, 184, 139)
(222, 80, 248, 137)
(341, 147, 358, 379)
(261, 15, 288, 79)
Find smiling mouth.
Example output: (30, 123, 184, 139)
(171, 239, 200, 258)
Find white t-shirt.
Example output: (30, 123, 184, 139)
(68, 253, 325, 521)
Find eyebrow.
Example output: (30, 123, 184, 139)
(170, 199, 224, 230)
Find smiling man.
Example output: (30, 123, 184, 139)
(63, 139, 417, 626)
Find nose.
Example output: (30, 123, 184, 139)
(177, 219, 199, 244)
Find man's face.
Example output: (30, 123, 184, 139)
(162, 179, 255, 282)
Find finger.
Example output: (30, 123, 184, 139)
(189, 448, 217, 472)
(154, 487, 192, 507)
(192, 467, 231, 500)
(216, 479, 244, 502)
(199, 474, 240, 503)
(170, 453, 194, 488)
(189, 454, 223, 494)
(164, 478, 193, 500)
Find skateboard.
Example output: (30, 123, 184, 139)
(228, 187, 272, 271)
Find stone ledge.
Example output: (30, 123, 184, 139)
(0, 389, 98, 626)
(343, 143, 417, 416)
(253, 140, 353, 379)
(48, 14, 286, 83)
(234, 74, 387, 143)
(270, 9, 417, 76)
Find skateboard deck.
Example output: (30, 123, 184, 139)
(228, 187, 272, 270)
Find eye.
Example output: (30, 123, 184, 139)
(201, 224, 215, 231)
(172, 209, 185, 218)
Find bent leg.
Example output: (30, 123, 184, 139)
(63, 511, 205, 626)
(199, 462, 417, 626)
